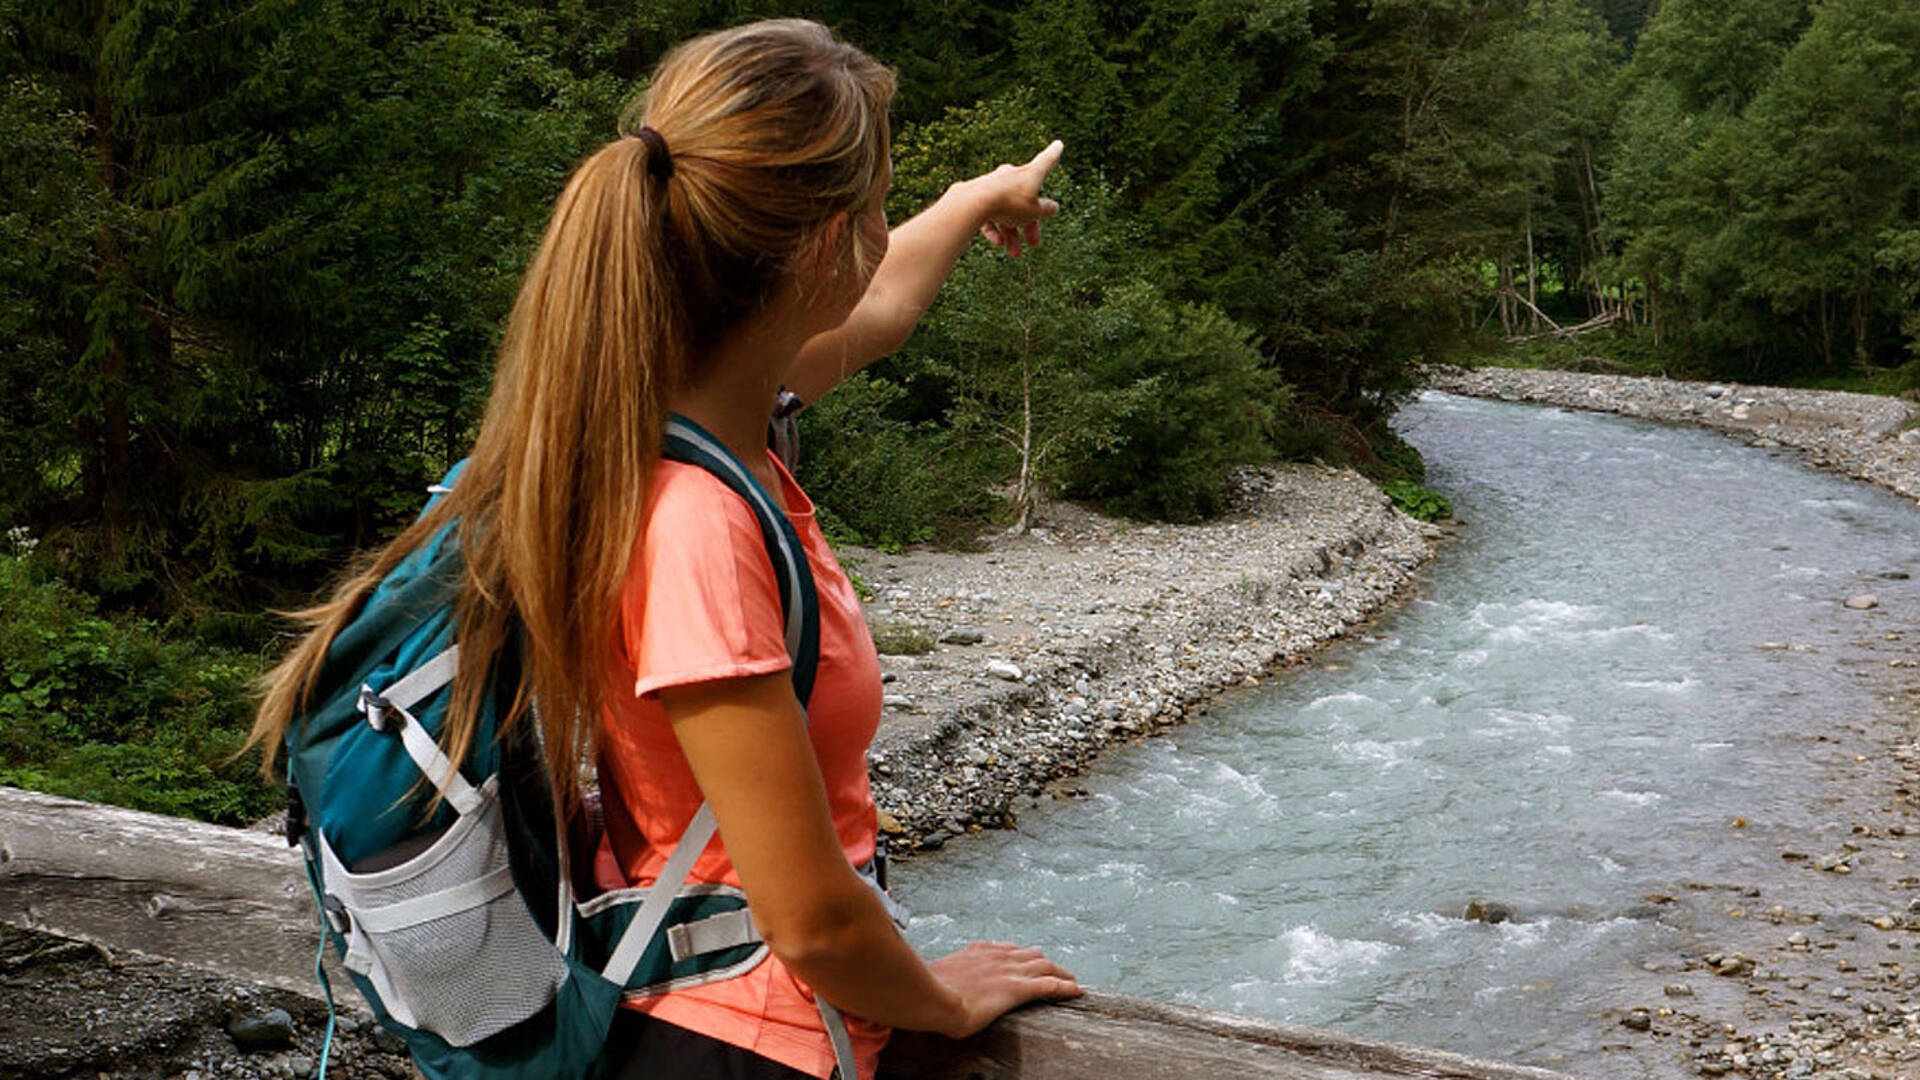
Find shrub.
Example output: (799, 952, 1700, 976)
(797, 372, 999, 550)
(0, 551, 277, 824)
(1381, 480, 1453, 523)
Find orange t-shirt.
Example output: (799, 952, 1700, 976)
(596, 451, 889, 1079)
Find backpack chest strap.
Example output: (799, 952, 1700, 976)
(661, 859, 907, 964)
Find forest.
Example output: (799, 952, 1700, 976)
(2, 0, 1917, 820)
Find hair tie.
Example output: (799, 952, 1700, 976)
(636, 126, 674, 181)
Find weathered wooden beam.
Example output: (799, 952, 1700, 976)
(882, 992, 1578, 1080)
(0, 787, 1582, 1079)
(0, 785, 325, 995)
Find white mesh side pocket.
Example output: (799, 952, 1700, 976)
(317, 776, 569, 1047)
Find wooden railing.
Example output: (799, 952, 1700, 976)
(0, 786, 1580, 1080)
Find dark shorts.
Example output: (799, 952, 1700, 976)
(604, 1009, 820, 1080)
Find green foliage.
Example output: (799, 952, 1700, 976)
(0, 0, 615, 616)
(1059, 288, 1283, 521)
(0, 547, 276, 824)
(883, 90, 1283, 528)
(1380, 481, 1453, 523)
(1593, 0, 1920, 378)
(795, 372, 997, 550)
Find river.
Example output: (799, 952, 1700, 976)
(892, 391, 1920, 1076)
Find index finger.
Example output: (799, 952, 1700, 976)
(1023, 139, 1065, 180)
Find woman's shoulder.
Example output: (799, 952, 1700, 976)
(645, 459, 760, 531)
(632, 461, 773, 590)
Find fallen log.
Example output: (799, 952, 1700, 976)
(1504, 309, 1618, 344)
(0, 787, 1581, 1080)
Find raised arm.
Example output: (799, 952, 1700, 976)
(784, 140, 1065, 405)
(659, 670, 1080, 1037)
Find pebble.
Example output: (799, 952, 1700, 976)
(1716, 955, 1755, 977)
(984, 660, 1023, 681)
(940, 626, 986, 645)
(225, 1009, 294, 1052)
(1845, 595, 1880, 610)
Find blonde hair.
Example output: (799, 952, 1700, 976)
(247, 19, 895, 813)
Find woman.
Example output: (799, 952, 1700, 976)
(254, 17, 1078, 1080)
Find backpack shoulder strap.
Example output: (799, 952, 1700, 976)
(661, 413, 821, 707)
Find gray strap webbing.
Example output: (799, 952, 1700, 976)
(815, 996, 859, 1080)
(349, 864, 516, 934)
(601, 803, 718, 985)
(387, 701, 483, 817)
(665, 907, 757, 963)
(662, 864, 906, 963)
(359, 645, 482, 816)
(382, 645, 459, 713)
(870, 879, 910, 930)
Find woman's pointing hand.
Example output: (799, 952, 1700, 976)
(970, 140, 1064, 258)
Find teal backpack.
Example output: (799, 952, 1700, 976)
(284, 416, 883, 1079)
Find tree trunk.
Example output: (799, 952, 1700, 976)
(1497, 261, 1514, 337)
(1525, 212, 1539, 332)
(1819, 286, 1834, 368)
(89, 0, 130, 549)
(1011, 354, 1034, 536)
(1853, 287, 1869, 369)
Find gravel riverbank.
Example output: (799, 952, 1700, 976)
(1435, 367, 1920, 1080)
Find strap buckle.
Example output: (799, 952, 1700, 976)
(357, 685, 399, 732)
(284, 785, 309, 849)
(321, 893, 352, 936)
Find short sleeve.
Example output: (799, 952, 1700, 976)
(622, 463, 792, 699)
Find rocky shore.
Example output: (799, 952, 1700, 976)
(852, 463, 1438, 855)
(1436, 366, 1920, 1080)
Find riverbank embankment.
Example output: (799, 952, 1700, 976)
(855, 464, 1439, 854)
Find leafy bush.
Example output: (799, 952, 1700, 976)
(0, 551, 277, 824)
(1061, 288, 1284, 521)
(797, 373, 999, 550)
(1381, 481, 1454, 523)
(881, 90, 1285, 528)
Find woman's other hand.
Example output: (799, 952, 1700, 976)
(927, 940, 1082, 1039)
(968, 140, 1064, 258)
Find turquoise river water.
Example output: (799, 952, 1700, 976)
(892, 391, 1920, 1074)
